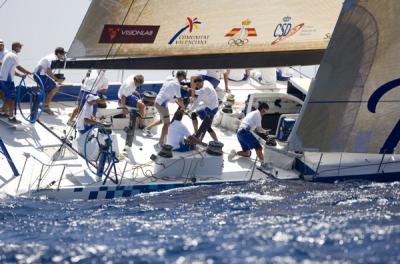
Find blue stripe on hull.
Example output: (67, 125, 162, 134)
(310, 171, 400, 183)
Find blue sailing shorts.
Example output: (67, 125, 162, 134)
(34, 72, 56, 93)
(237, 128, 261, 151)
(0, 80, 16, 100)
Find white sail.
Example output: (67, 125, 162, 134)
(288, 0, 400, 154)
(67, 0, 342, 67)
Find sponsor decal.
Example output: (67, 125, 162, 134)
(271, 16, 304, 45)
(99, 25, 160, 44)
(168, 17, 209, 45)
(225, 19, 257, 46)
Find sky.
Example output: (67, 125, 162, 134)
(0, 0, 172, 83)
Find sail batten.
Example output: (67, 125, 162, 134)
(288, 0, 400, 154)
(66, 0, 342, 68)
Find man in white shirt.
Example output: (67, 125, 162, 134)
(144, 71, 186, 146)
(0, 39, 8, 112)
(118, 74, 148, 128)
(34, 47, 66, 114)
(166, 110, 207, 152)
(231, 102, 269, 164)
(226, 69, 251, 82)
(76, 94, 105, 134)
(0, 42, 32, 123)
(190, 76, 219, 142)
(191, 69, 230, 92)
(68, 70, 108, 125)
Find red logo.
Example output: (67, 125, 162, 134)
(99, 25, 160, 44)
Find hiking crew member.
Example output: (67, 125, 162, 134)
(144, 71, 186, 146)
(34, 47, 66, 114)
(0, 42, 32, 123)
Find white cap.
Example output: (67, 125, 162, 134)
(86, 94, 99, 102)
(0, 39, 4, 44)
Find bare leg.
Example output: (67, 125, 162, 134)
(192, 118, 199, 132)
(255, 148, 264, 161)
(146, 119, 162, 130)
(7, 99, 15, 118)
(68, 107, 80, 122)
(209, 130, 218, 142)
(236, 150, 251, 157)
(0, 92, 6, 112)
(159, 123, 169, 145)
(45, 86, 59, 108)
(136, 101, 145, 128)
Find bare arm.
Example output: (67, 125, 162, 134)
(176, 97, 185, 109)
(186, 135, 207, 146)
(84, 117, 104, 126)
(16, 65, 32, 75)
(46, 68, 63, 83)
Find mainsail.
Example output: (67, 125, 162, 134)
(288, 0, 400, 154)
(64, 0, 342, 69)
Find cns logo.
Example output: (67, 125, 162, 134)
(225, 19, 257, 47)
(271, 16, 304, 45)
(168, 17, 209, 45)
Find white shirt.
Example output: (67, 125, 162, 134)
(81, 70, 108, 94)
(206, 69, 223, 80)
(155, 79, 181, 106)
(0, 49, 8, 66)
(0, 51, 19, 82)
(34, 54, 57, 75)
(166, 120, 191, 149)
(240, 110, 262, 130)
(252, 68, 276, 85)
(118, 75, 137, 99)
(76, 102, 94, 131)
(195, 80, 219, 110)
(228, 69, 246, 81)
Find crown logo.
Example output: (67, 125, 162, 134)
(283, 16, 291, 22)
(242, 19, 251, 26)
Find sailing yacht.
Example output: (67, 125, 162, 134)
(0, 0, 362, 201)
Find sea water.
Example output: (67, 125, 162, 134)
(0, 179, 399, 263)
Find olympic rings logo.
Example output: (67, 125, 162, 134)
(228, 38, 249, 46)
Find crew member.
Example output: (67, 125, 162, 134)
(230, 102, 269, 168)
(76, 94, 105, 134)
(144, 71, 186, 146)
(117, 74, 146, 128)
(0, 39, 8, 112)
(191, 69, 230, 92)
(34, 47, 66, 114)
(166, 110, 207, 152)
(190, 76, 219, 142)
(0, 42, 32, 123)
(68, 70, 108, 126)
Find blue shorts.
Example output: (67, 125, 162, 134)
(237, 128, 261, 151)
(0, 80, 16, 100)
(125, 95, 139, 108)
(79, 124, 94, 135)
(174, 143, 194, 152)
(201, 75, 220, 88)
(34, 73, 56, 93)
(198, 107, 218, 120)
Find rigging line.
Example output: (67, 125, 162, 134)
(47, 0, 138, 171)
(0, 0, 8, 9)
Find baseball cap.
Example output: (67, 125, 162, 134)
(86, 94, 99, 102)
